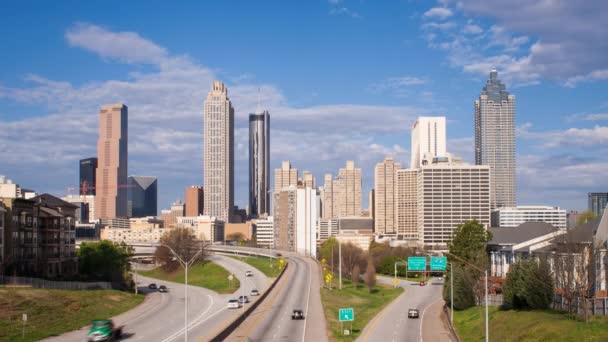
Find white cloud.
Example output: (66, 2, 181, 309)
(329, 7, 360, 18)
(462, 23, 483, 35)
(583, 113, 608, 121)
(369, 76, 429, 96)
(424, 7, 453, 19)
(518, 124, 608, 148)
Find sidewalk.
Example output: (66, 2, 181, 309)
(422, 298, 457, 342)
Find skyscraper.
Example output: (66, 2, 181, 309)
(475, 69, 516, 208)
(79, 158, 97, 195)
(410, 117, 447, 168)
(185, 186, 204, 217)
(95, 103, 128, 219)
(203, 81, 234, 223)
(374, 157, 401, 234)
(336, 161, 362, 217)
(589, 193, 608, 218)
(249, 111, 270, 218)
(127, 176, 157, 217)
(274, 161, 298, 192)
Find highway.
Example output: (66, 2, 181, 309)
(43, 254, 268, 342)
(226, 254, 328, 342)
(357, 275, 449, 342)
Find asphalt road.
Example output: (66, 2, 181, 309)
(227, 254, 328, 342)
(43, 254, 268, 342)
(357, 276, 445, 342)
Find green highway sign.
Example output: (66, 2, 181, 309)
(408, 256, 427, 271)
(430, 256, 447, 271)
(339, 308, 354, 322)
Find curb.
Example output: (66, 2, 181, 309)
(442, 304, 461, 342)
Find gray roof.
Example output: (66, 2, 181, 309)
(553, 218, 601, 244)
(31, 193, 79, 209)
(338, 217, 373, 231)
(489, 222, 559, 245)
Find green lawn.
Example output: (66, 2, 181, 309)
(228, 255, 282, 277)
(136, 261, 239, 294)
(0, 287, 143, 342)
(454, 306, 608, 342)
(320, 278, 403, 341)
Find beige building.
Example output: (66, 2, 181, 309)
(62, 194, 95, 223)
(336, 232, 373, 251)
(374, 158, 401, 234)
(161, 200, 184, 228)
(322, 174, 336, 219)
(322, 161, 362, 219)
(101, 216, 166, 243)
(273, 187, 297, 252)
(177, 215, 225, 242)
(95, 103, 128, 219)
(301, 171, 316, 188)
(185, 186, 204, 217)
(225, 221, 254, 240)
(274, 161, 298, 192)
(203, 81, 234, 223)
(396, 169, 418, 240)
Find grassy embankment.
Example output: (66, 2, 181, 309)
(228, 255, 282, 277)
(454, 306, 608, 341)
(137, 261, 239, 294)
(0, 287, 143, 342)
(320, 278, 403, 341)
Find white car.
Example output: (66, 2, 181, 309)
(250, 289, 260, 296)
(245, 270, 253, 277)
(227, 299, 240, 309)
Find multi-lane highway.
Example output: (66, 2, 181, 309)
(357, 276, 450, 342)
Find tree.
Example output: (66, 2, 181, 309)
(503, 258, 553, 310)
(319, 237, 339, 270)
(448, 220, 493, 262)
(577, 210, 597, 227)
(352, 264, 361, 287)
(155, 228, 208, 272)
(226, 232, 246, 242)
(364, 258, 376, 293)
(78, 240, 133, 283)
(341, 243, 365, 277)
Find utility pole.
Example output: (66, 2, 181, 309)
(338, 240, 342, 290)
(450, 262, 453, 324)
(485, 270, 489, 342)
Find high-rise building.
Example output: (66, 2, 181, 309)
(322, 174, 335, 219)
(296, 187, 319, 257)
(491, 206, 567, 230)
(318, 218, 339, 240)
(127, 176, 157, 218)
(274, 161, 298, 192)
(396, 169, 418, 240)
(203, 81, 234, 223)
(273, 186, 297, 252)
(589, 193, 608, 218)
(253, 216, 274, 248)
(475, 69, 516, 208)
(249, 111, 270, 218)
(95, 103, 128, 219)
(374, 157, 401, 234)
(410, 117, 447, 168)
(301, 171, 316, 188)
(185, 186, 204, 217)
(321, 161, 362, 219)
(161, 200, 185, 228)
(62, 194, 95, 222)
(79, 158, 97, 195)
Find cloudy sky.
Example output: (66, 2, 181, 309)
(1, 0, 607, 212)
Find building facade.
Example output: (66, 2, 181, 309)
(589, 193, 608, 218)
(177, 215, 225, 242)
(374, 157, 401, 234)
(249, 111, 270, 218)
(318, 219, 339, 240)
(273, 187, 297, 252)
(301, 171, 316, 188)
(396, 169, 418, 240)
(253, 217, 274, 248)
(492, 206, 567, 230)
(79, 157, 97, 195)
(203, 81, 235, 223)
(410, 116, 447, 168)
(322, 161, 362, 219)
(185, 186, 204, 217)
(95, 103, 128, 219)
(62, 194, 95, 223)
(127, 176, 157, 218)
(0, 202, 5, 274)
(296, 187, 319, 257)
(0, 175, 22, 199)
(475, 70, 516, 209)
(274, 161, 298, 192)
(160, 200, 184, 228)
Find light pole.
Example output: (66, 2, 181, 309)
(338, 239, 342, 290)
(161, 244, 203, 342)
(449, 262, 453, 324)
(393, 260, 407, 288)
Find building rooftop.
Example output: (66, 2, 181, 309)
(489, 222, 559, 245)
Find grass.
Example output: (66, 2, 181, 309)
(228, 255, 282, 277)
(136, 261, 240, 294)
(0, 287, 143, 342)
(454, 306, 608, 341)
(320, 278, 403, 341)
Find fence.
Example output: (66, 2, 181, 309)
(0, 275, 117, 290)
(552, 295, 608, 317)
(475, 294, 504, 306)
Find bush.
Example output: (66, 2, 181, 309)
(503, 259, 553, 310)
(78, 240, 133, 283)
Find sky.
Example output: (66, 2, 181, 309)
(1, 0, 607, 213)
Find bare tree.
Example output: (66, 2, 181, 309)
(364, 258, 376, 293)
(226, 232, 246, 242)
(155, 228, 208, 272)
(341, 243, 365, 277)
(352, 264, 361, 288)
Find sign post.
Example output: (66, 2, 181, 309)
(339, 308, 354, 335)
(22, 313, 27, 338)
(228, 274, 234, 289)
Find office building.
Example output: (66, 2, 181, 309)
(589, 193, 608, 218)
(410, 117, 447, 168)
(79, 158, 97, 195)
(492, 206, 567, 230)
(225, 221, 255, 240)
(273, 186, 297, 252)
(95, 103, 128, 219)
(177, 215, 225, 242)
(301, 171, 316, 188)
(396, 169, 419, 240)
(475, 69, 516, 208)
(0, 175, 21, 199)
(322, 161, 362, 219)
(374, 157, 401, 234)
(185, 186, 204, 217)
(62, 194, 95, 223)
(274, 161, 298, 192)
(161, 200, 185, 228)
(127, 176, 157, 218)
(253, 217, 274, 248)
(203, 81, 234, 223)
(322, 174, 336, 219)
(101, 217, 165, 243)
(296, 187, 319, 257)
(318, 219, 339, 240)
(249, 111, 270, 218)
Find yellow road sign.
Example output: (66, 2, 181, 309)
(321, 258, 327, 264)
(393, 278, 398, 284)
(279, 258, 285, 264)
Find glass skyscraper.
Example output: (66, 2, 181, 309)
(127, 176, 158, 217)
(249, 111, 270, 218)
(589, 193, 608, 218)
(79, 157, 97, 195)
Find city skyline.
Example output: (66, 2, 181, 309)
(1, 2, 607, 212)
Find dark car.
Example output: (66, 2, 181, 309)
(159, 285, 168, 292)
(408, 308, 420, 319)
(238, 295, 250, 304)
(148, 283, 157, 289)
(292, 309, 305, 320)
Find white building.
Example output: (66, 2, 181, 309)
(177, 216, 225, 242)
(101, 226, 171, 243)
(410, 117, 447, 169)
(0, 175, 23, 199)
(318, 219, 339, 240)
(336, 232, 373, 251)
(492, 206, 567, 230)
(296, 187, 319, 258)
(62, 194, 95, 223)
(253, 216, 274, 248)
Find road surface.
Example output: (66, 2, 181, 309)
(357, 276, 451, 342)
(226, 254, 328, 342)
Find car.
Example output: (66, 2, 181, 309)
(87, 319, 122, 341)
(148, 283, 157, 289)
(419, 281, 426, 286)
(408, 308, 420, 319)
(245, 270, 253, 277)
(275, 252, 282, 257)
(437, 277, 444, 281)
(227, 299, 240, 309)
(291, 309, 305, 320)
(238, 295, 250, 304)
(159, 285, 168, 292)
(250, 289, 260, 296)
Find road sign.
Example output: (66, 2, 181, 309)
(321, 258, 327, 264)
(430, 256, 447, 271)
(339, 308, 354, 322)
(22, 313, 27, 321)
(393, 278, 399, 285)
(228, 274, 234, 281)
(408, 256, 427, 271)
(279, 258, 285, 264)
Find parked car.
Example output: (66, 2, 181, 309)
(291, 309, 305, 320)
(159, 285, 168, 292)
(408, 308, 420, 319)
(419, 281, 426, 286)
(87, 319, 122, 341)
(250, 289, 260, 296)
(148, 283, 157, 289)
(245, 270, 253, 277)
(227, 299, 240, 309)
(238, 295, 250, 304)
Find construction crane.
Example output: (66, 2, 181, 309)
(65, 181, 135, 196)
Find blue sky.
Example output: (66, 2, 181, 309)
(1, 0, 607, 213)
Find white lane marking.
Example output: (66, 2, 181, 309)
(301, 257, 312, 342)
(161, 292, 215, 342)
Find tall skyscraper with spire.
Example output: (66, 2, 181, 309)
(203, 81, 234, 222)
(475, 69, 516, 208)
(249, 109, 270, 218)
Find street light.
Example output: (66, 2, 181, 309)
(161, 244, 204, 342)
(393, 259, 407, 288)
